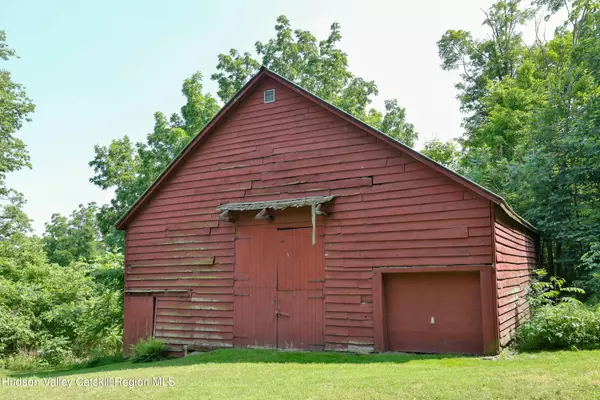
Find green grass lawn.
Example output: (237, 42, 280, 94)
(1, 349, 599, 399)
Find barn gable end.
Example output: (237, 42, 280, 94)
(121, 69, 537, 355)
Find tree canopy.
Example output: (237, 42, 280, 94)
(0, 30, 34, 198)
(42, 203, 106, 267)
(438, 0, 600, 281)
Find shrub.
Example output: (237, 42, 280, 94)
(129, 338, 169, 363)
(528, 269, 584, 308)
(0, 350, 46, 371)
(0, 241, 124, 367)
(516, 302, 600, 351)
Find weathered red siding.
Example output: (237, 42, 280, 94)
(124, 76, 493, 353)
(494, 207, 537, 346)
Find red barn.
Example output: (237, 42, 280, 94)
(117, 67, 539, 356)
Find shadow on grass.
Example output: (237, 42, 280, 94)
(8, 348, 467, 378)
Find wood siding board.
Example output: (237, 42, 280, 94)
(494, 207, 537, 346)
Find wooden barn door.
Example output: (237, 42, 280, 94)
(233, 226, 278, 348)
(234, 224, 324, 350)
(123, 295, 155, 354)
(276, 227, 324, 350)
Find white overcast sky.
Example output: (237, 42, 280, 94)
(2, 0, 563, 233)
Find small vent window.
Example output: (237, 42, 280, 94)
(264, 89, 275, 103)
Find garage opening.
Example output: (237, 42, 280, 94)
(384, 271, 483, 354)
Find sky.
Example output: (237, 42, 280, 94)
(2, 0, 563, 234)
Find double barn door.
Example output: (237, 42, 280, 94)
(234, 225, 324, 350)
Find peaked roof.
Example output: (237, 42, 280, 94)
(116, 67, 535, 232)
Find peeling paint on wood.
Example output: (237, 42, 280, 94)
(157, 332, 228, 340)
(191, 297, 233, 303)
(128, 276, 225, 281)
(162, 240, 207, 245)
(128, 258, 215, 267)
(161, 339, 233, 347)
(125, 289, 190, 295)
(155, 325, 222, 332)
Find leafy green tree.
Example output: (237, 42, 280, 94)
(509, 0, 600, 278)
(0, 30, 35, 198)
(438, 0, 532, 165)
(42, 203, 106, 266)
(73, 252, 124, 358)
(439, 0, 600, 287)
(420, 138, 461, 170)
(0, 189, 32, 239)
(528, 269, 585, 308)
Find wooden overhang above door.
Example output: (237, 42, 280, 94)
(216, 195, 334, 244)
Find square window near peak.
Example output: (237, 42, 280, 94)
(264, 89, 275, 103)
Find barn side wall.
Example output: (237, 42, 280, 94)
(494, 207, 538, 346)
(124, 76, 493, 354)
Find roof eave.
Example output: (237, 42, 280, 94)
(499, 201, 538, 233)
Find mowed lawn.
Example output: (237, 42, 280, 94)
(1, 349, 600, 400)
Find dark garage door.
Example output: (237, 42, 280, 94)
(384, 272, 483, 354)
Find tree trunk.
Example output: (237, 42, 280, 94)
(546, 238, 555, 276)
(556, 241, 562, 278)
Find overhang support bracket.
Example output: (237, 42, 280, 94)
(254, 208, 274, 221)
(217, 210, 236, 222)
(216, 195, 335, 245)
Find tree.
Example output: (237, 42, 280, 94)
(0, 30, 35, 197)
(0, 31, 125, 366)
(379, 100, 418, 147)
(0, 189, 32, 239)
(437, 1, 533, 165)
(438, 0, 600, 287)
(420, 138, 461, 170)
(0, 30, 35, 231)
(508, 0, 600, 279)
(42, 203, 105, 266)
